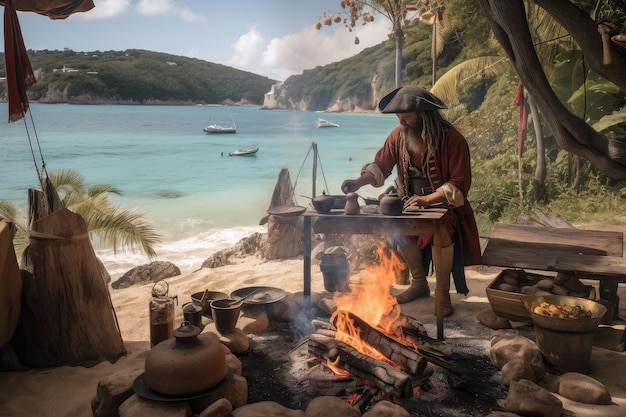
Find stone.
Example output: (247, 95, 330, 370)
(215, 329, 249, 353)
(304, 396, 360, 417)
(476, 309, 512, 330)
(112, 261, 181, 289)
(231, 401, 305, 417)
(490, 335, 545, 383)
(317, 297, 337, 316)
(118, 394, 190, 417)
(362, 399, 411, 417)
(197, 398, 232, 417)
(502, 379, 563, 417)
(238, 305, 270, 333)
(91, 367, 144, 417)
(226, 353, 243, 376)
(542, 372, 612, 405)
(189, 374, 248, 414)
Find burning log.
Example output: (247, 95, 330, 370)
(308, 333, 413, 398)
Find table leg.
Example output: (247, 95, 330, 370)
(432, 219, 444, 340)
(303, 216, 312, 297)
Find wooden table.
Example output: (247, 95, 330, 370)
(302, 208, 449, 339)
(482, 223, 626, 318)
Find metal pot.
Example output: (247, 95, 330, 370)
(145, 322, 227, 395)
(312, 194, 336, 214)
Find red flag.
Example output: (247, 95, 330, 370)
(513, 80, 527, 157)
(4, 0, 36, 122)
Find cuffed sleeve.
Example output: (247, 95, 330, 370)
(436, 181, 464, 207)
(360, 163, 386, 187)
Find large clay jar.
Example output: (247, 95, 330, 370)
(144, 322, 227, 395)
(380, 193, 403, 216)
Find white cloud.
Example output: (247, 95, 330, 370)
(79, 0, 131, 19)
(225, 19, 390, 81)
(79, 0, 206, 22)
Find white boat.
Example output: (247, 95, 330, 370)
(203, 114, 237, 134)
(316, 118, 339, 128)
(229, 147, 258, 156)
(203, 123, 236, 134)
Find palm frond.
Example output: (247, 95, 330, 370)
(432, 56, 512, 104)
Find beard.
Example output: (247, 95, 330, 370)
(403, 125, 423, 155)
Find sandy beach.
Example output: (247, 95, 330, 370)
(1, 230, 625, 416)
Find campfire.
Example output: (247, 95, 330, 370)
(307, 244, 444, 399)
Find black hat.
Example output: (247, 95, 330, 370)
(378, 85, 447, 113)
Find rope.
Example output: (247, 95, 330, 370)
(292, 141, 331, 198)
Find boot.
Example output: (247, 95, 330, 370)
(395, 244, 430, 304)
(433, 243, 455, 317)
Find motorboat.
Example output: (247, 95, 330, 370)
(228, 147, 258, 156)
(316, 118, 339, 128)
(203, 123, 236, 134)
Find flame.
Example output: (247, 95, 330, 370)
(324, 357, 351, 377)
(332, 243, 411, 358)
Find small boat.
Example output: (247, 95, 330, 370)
(229, 147, 258, 156)
(203, 123, 236, 134)
(203, 114, 237, 134)
(316, 118, 339, 128)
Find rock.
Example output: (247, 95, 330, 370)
(216, 329, 249, 353)
(190, 374, 248, 413)
(362, 399, 410, 417)
(476, 309, 512, 330)
(202, 233, 267, 268)
(490, 335, 545, 384)
(226, 353, 243, 376)
(231, 401, 305, 417)
(197, 398, 232, 417)
(543, 372, 612, 405)
(111, 261, 181, 289)
(305, 396, 360, 417)
(91, 367, 144, 417)
(502, 379, 563, 417)
(317, 297, 337, 316)
(238, 306, 270, 333)
(118, 394, 190, 417)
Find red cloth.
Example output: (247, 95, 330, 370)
(514, 80, 527, 157)
(4, 0, 36, 122)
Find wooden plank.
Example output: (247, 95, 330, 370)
(553, 254, 626, 281)
(313, 216, 438, 237)
(489, 224, 623, 256)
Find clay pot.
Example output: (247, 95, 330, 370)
(344, 192, 360, 215)
(145, 322, 227, 395)
(380, 193, 403, 216)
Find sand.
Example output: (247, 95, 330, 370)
(0, 246, 625, 416)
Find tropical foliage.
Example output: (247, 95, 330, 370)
(0, 170, 161, 260)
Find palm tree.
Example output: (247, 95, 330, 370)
(0, 169, 161, 260)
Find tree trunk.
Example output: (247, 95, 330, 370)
(475, 0, 626, 179)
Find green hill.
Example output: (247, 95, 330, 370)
(0, 49, 277, 105)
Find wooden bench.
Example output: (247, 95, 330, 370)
(482, 223, 626, 319)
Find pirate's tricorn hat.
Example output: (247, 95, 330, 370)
(378, 85, 447, 113)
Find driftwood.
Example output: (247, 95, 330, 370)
(11, 179, 125, 367)
(308, 332, 413, 398)
(263, 168, 303, 260)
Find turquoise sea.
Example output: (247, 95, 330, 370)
(1, 103, 398, 275)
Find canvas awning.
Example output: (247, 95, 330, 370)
(0, 0, 94, 20)
(2, 0, 94, 121)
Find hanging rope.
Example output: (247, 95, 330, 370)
(292, 141, 331, 200)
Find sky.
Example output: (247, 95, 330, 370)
(8, 0, 393, 82)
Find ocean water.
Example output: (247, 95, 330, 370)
(1, 103, 398, 275)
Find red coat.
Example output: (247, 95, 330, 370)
(370, 124, 482, 266)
